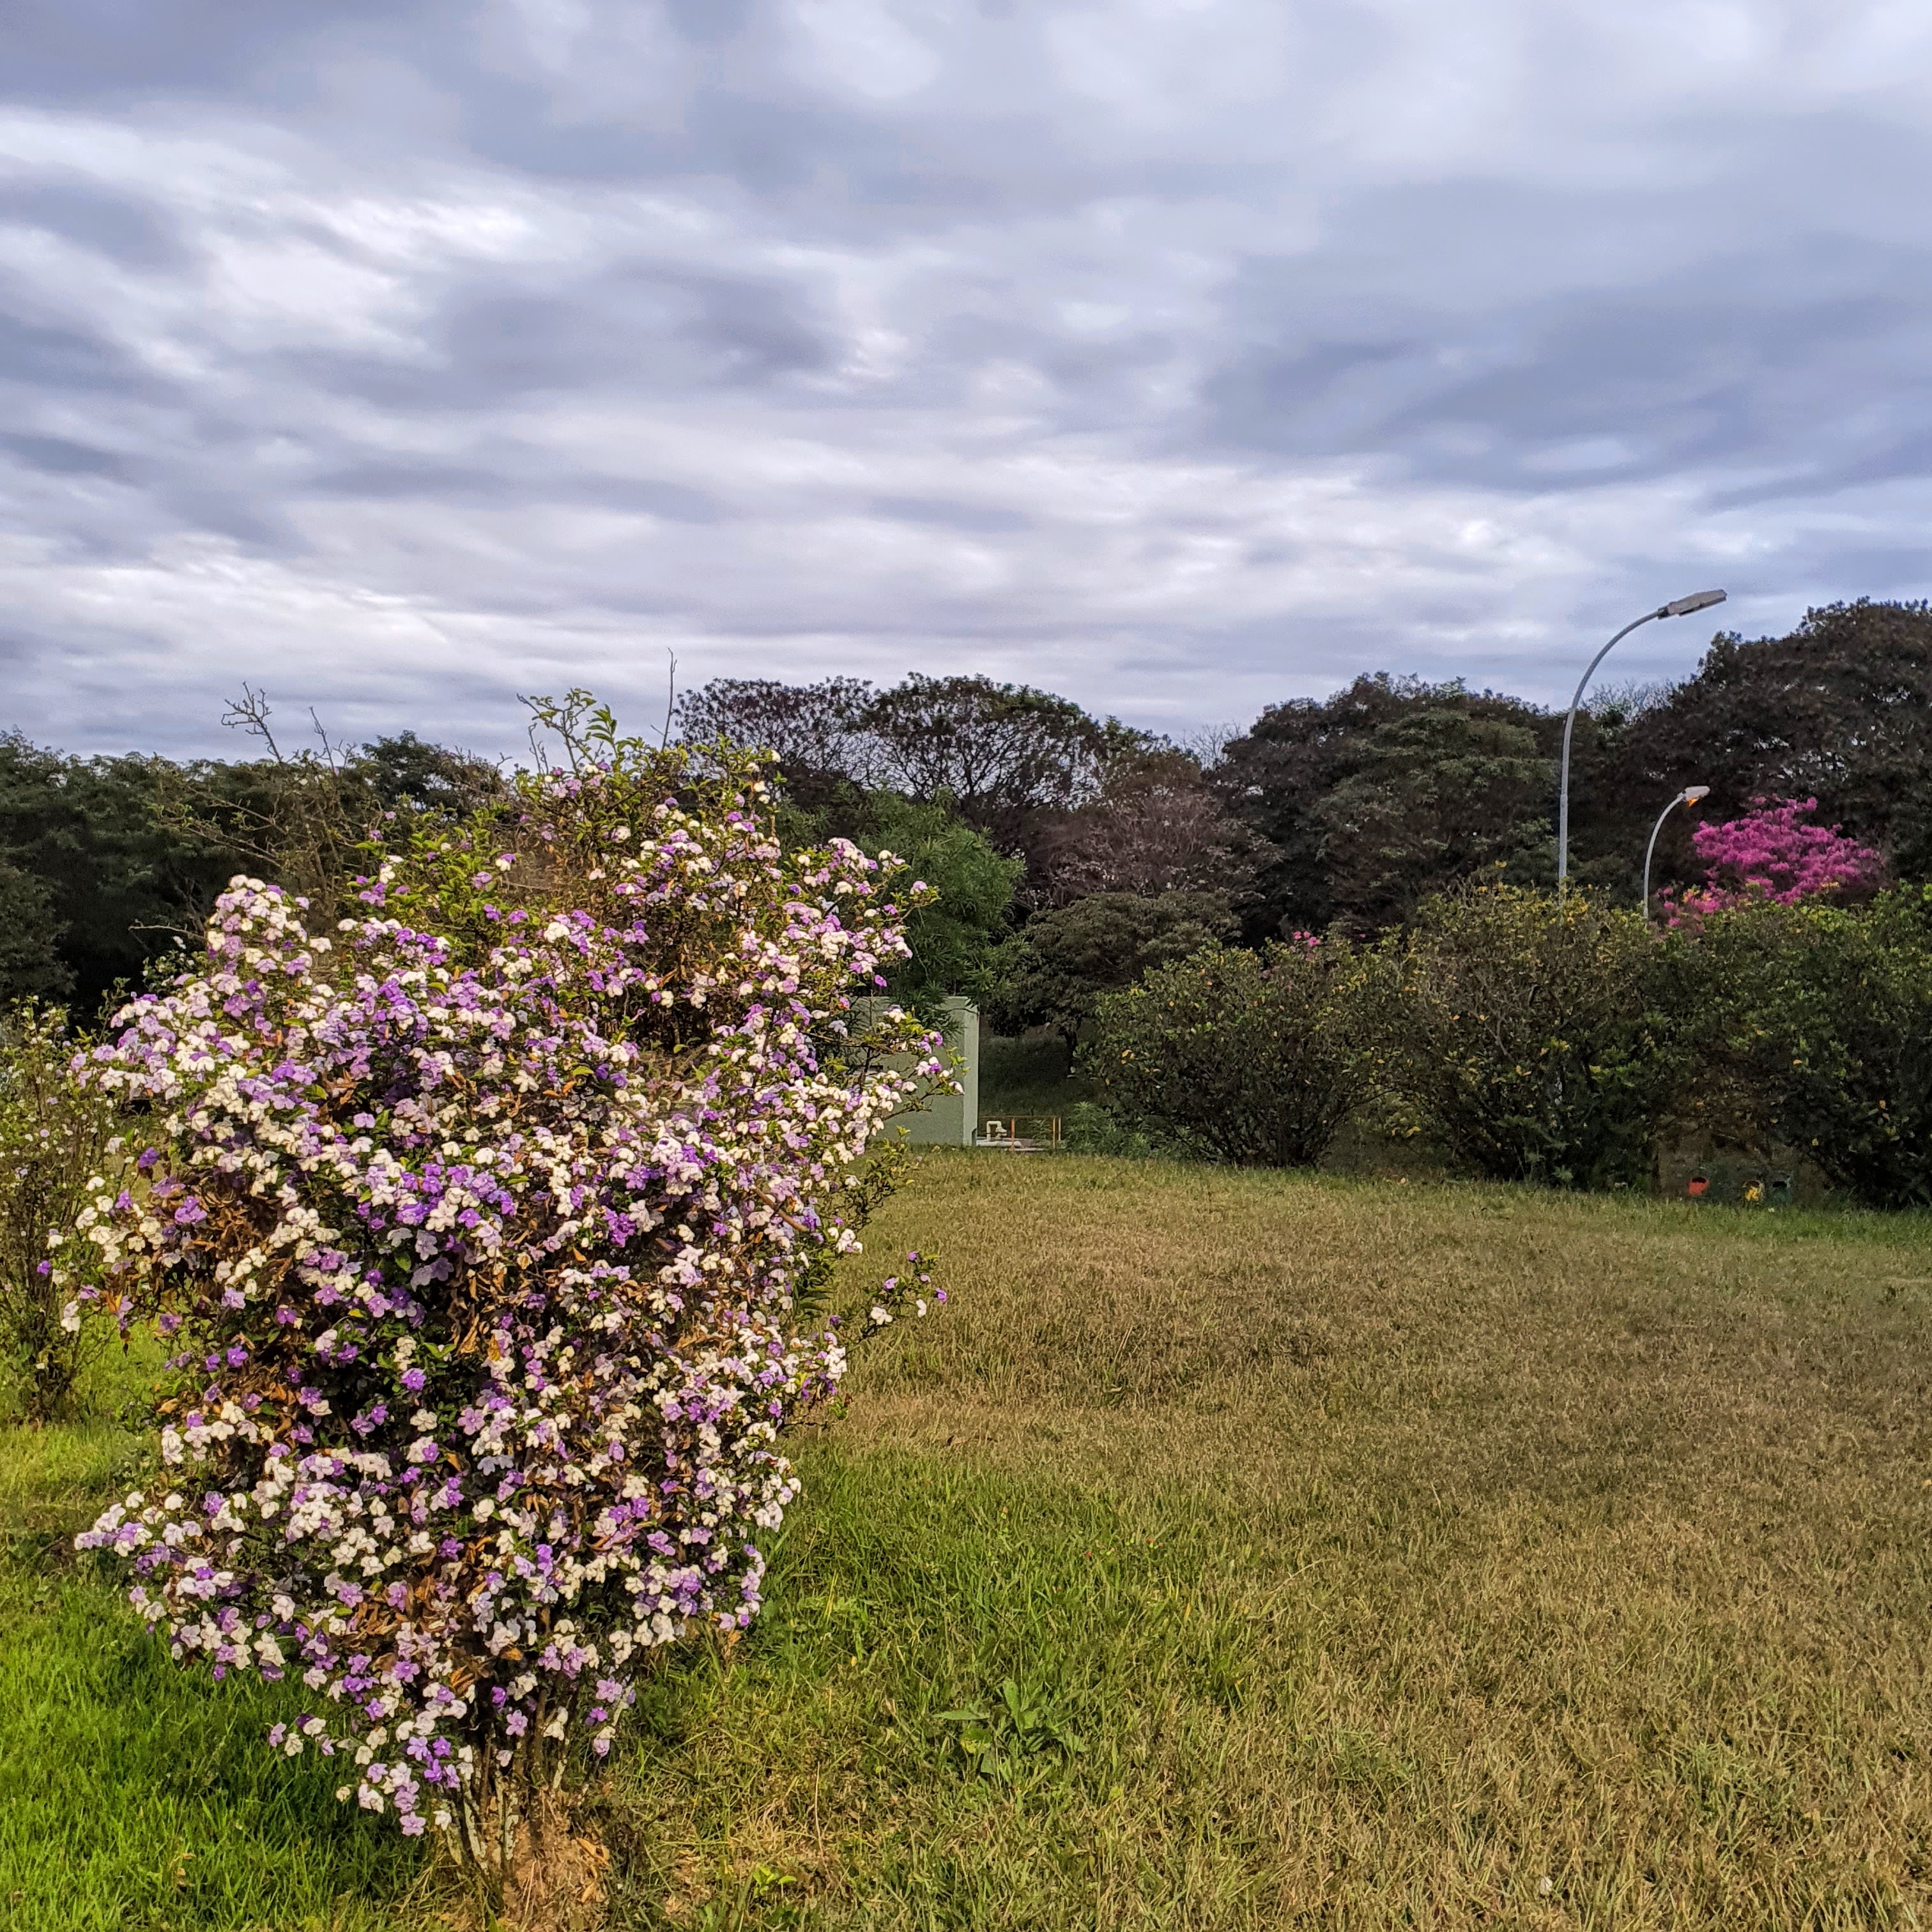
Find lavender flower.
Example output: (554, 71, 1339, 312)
(70, 739, 949, 1866)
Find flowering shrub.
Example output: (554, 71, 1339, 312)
(0, 1000, 123, 1422)
(1662, 797, 1885, 921)
(70, 732, 942, 1867)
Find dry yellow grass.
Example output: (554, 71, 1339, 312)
(610, 1153, 1932, 1929)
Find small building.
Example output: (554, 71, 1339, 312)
(886, 995, 979, 1147)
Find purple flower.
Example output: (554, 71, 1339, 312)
(66, 774, 947, 1852)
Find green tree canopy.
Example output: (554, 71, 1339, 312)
(778, 788, 1020, 1022)
(0, 723, 503, 1016)
(854, 792, 1022, 1020)
(1216, 674, 1562, 937)
(985, 890, 1237, 1050)
(1311, 708, 1554, 933)
(1614, 600, 1932, 891)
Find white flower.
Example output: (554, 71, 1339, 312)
(65, 824, 940, 1854)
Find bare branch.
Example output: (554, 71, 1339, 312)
(222, 686, 283, 762)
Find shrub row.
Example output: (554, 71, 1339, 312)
(1084, 882, 1932, 1207)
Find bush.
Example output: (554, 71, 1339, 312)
(1084, 939, 1370, 1168)
(0, 1001, 121, 1422)
(70, 724, 942, 1870)
(1060, 1100, 1156, 1158)
(1692, 887, 1932, 1208)
(1376, 886, 1682, 1188)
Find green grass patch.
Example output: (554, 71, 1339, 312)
(0, 1572, 427, 1931)
(8, 1158, 1932, 1926)
(0, 1349, 428, 1931)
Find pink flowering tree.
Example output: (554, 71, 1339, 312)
(70, 721, 942, 1871)
(1662, 797, 1886, 923)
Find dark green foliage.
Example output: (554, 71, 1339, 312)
(0, 862, 69, 1004)
(1217, 675, 1564, 939)
(158, 706, 507, 935)
(985, 891, 1238, 1051)
(0, 725, 503, 1018)
(0, 737, 217, 1015)
(977, 1032, 1089, 1120)
(1686, 889, 1932, 1209)
(1209, 604, 1932, 933)
(340, 731, 508, 820)
(1374, 885, 1682, 1188)
(1084, 939, 1370, 1168)
(1614, 600, 1932, 896)
(1059, 1099, 1155, 1157)
(1310, 709, 1554, 933)
(0, 1003, 123, 1421)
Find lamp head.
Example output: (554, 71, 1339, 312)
(1662, 588, 1727, 618)
(1683, 785, 1710, 804)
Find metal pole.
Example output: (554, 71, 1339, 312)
(1556, 589, 1726, 894)
(1557, 612, 1659, 893)
(1643, 792, 1683, 921)
(1643, 785, 1708, 920)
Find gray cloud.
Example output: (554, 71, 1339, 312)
(0, 298, 155, 394)
(3, 0, 1932, 759)
(0, 431, 141, 481)
(3, 0, 426, 103)
(0, 178, 187, 266)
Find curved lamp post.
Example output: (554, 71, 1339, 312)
(1557, 588, 1727, 891)
(1643, 785, 1710, 920)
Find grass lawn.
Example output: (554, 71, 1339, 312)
(6, 1155, 1932, 1928)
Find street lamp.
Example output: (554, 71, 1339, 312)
(1557, 588, 1726, 891)
(1643, 785, 1710, 920)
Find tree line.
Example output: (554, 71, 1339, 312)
(5, 598, 1931, 1028)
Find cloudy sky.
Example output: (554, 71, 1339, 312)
(4, 0, 1931, 758)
